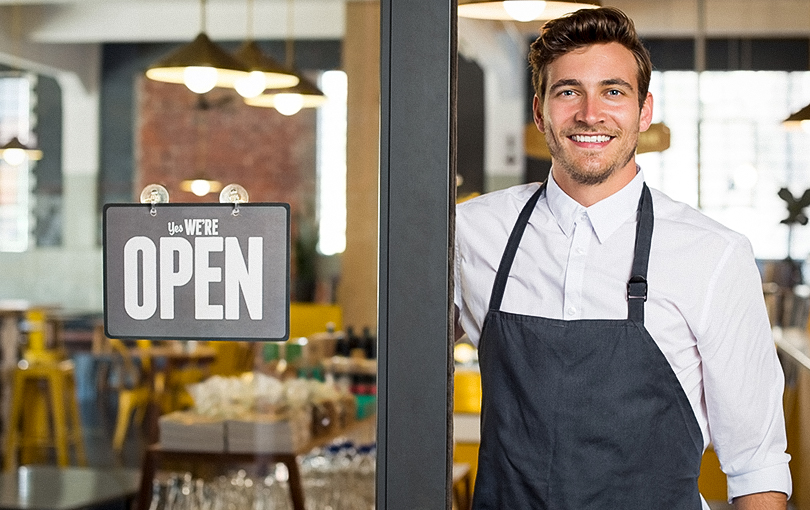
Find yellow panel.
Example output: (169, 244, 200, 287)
(698, 445, 727, 502)
(454, 370, 482, 414)
(289, 302, 343, 338)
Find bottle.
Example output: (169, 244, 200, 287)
(362, 327, 376, 359)
(148, 479, 164, 510)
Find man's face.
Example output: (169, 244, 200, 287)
(533, 42, 653, 187)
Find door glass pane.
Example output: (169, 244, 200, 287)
(2, 4, 380, 510)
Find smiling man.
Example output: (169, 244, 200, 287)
(454, 7, 791, 510)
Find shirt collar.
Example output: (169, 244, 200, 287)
(546, 167, 646, 244)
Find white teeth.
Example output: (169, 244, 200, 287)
(571, 134, 611, 143)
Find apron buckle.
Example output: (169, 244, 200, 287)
(627, 275, 648, 301)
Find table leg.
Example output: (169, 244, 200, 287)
(137, 449, 158, 510)
(282, 455, 306, 510)
(0, 315, 20, 452)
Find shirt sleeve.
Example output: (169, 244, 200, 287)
(696, 236, 792, 501)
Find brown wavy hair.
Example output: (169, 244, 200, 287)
(529, 7, 652, 109)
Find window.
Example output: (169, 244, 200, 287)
(637, 70, 810, 260)
(315, 70, 348, 256)
(0, 73, 36, 252)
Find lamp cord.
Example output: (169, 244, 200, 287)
(200, 0, 207, 32)
(286, 0, 295, 69)
(246, 0, 254, 41)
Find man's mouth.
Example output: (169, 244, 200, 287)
(569, 134, 613, 143)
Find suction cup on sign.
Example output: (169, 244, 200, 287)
(140, 184, 170, 216)
(219, 183, 249, 216)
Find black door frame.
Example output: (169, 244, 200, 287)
(377, 0, 457, 507)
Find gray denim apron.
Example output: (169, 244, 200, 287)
(472, 182, 703, 509)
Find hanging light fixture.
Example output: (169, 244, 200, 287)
(145, 0, 250, 94)
(244, 74, 325, 115)
(1, 7, 43, 166)
(0, 137, 42, 166)
(228, 0, 300, 99)
(180, 176, 223, 196)
(243, 0, 326, 115)
(783, 103, 810, 133)
(458, 0, 600, 22)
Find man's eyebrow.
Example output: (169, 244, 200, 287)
(548, 79, 581, 92)
(602, 78, 635, 91)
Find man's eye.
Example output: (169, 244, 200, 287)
(607, 89, 622, 96)
(561, 90, 574, 96)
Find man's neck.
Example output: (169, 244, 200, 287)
(551, 161, 638, 207)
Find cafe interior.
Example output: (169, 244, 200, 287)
(1, 0, 810, 508)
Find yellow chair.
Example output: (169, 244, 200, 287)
(108, 338, 152, 451)
(4, 359, 86, 469)
(152, 341, 209, 414)
(289, 302, 343, 338)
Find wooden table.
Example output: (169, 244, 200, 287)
(0, 465, 140, 510)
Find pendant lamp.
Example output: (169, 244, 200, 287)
(244, 74, 326, 115)
(180, 175, 223, 196)
(0, 136, 42, 166)
(229, 0, 300, 98)
(782, 103, 810, 132)
(458, 0, 600, 22)
(243, 0, 326, 115)
(145, 0, 250, 94)
(1, 6, 43, 166)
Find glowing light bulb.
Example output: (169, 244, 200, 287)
(274, 93, 304, 116)
(801, 120, 810, 134)
(235, 71, 267, 98)
(503, 0, 547, 21)
(2, 148, 26, 166)
(183, 66, 218, 94)
(190, 179, 212, 196)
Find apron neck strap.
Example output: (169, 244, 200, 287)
(627, 183, 653, 322)
(487, 182, 546, 312)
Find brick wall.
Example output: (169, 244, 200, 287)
(136, 77, 318, 299)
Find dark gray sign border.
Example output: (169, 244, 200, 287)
(102, 202, 291, 342)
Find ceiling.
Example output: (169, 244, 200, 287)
(0, 0, 809, 46)
(0, 0, 808, 82)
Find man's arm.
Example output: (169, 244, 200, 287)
(733, 491, 787, 509)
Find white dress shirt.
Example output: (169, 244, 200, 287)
(454, 169, 792, 503)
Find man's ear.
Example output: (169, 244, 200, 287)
(533, 94, 545, 133)
(639, 92, 654, 132)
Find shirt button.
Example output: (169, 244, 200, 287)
(576, 247, 585, 255)
(567, 307, 576, 316)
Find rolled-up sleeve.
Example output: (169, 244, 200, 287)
(697, 237, 792, 501)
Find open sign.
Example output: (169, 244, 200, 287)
(103, 203, 290, 341)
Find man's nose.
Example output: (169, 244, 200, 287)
(574, 95, 604, 125)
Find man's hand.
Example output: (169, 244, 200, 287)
(733, 491, 787, 510)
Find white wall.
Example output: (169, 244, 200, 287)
(0, 14, 102, 311)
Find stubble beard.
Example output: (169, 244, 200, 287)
(545, 125, 639, 186)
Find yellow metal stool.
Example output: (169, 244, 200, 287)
(4, 359, 87, 470)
